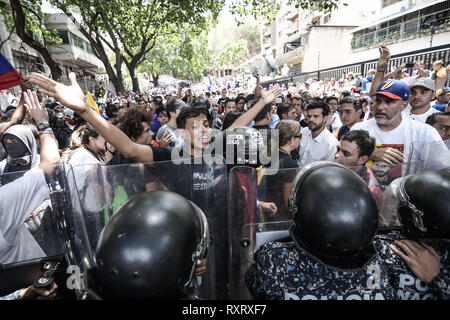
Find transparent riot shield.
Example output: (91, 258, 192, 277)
(406, 140, 450, 174)
(63, 157, 227, 300)
(0, 165, 67, 297)
(228, 162, 419, 299)
(228, 165, 299, 300)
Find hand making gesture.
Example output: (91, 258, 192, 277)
(26, 72, 87, 115)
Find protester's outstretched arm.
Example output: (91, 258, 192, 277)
(0, 80, 32, 136)
(384, 63, 406, 81)
(370, 45, 390, 96)
(228, 86, 283, 131)
(253, 71, 261, 98)
(22, 90, 60, 176)
(413, 61, 426, 78)
(26, 72, 154, 163)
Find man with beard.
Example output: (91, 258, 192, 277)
(402, 77, 440, 123)
(298, 101, 338, 166)
(352, 45, 446, 168)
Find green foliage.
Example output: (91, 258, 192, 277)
(229, 0, 343, 24)
(3, 0, 62, 46)
(50, 0, 225, 89)
(212, 40, 248, 68)
(138, 25, 211, 81)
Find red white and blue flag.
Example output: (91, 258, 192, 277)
(0, 52, 22, 90)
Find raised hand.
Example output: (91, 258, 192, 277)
(156, 132, 172, 147)
(26, 72, 87, 115)
(23, 90, 48, 124)
(377, 45, 391, 72)
(261, 87, 283, 105)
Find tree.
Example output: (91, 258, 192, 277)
(229, 0, 345, 24)
(4, 0, 63, 80)
(139, 25, 211, 87)
(212, 40, 248, 69)
(52, 0, 224, 93)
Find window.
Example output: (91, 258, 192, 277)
(58, 31, 70, 44)
(69, 32, 95, 54)
(382, 0, 402, 8)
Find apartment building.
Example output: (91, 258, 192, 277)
(0, 12, 105, 91)
(349, 0, 449, 63)
(258, 0, 449, 77)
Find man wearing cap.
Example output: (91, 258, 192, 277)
(357, 45, 446, 167)
(431, 87, 450, 112)
(402, 77, 440, 123)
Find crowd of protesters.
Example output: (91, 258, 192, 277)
(0, 44, 449, 300)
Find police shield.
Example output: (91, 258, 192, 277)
(406, 140, 450, 174)
(228, 161, 414, 299)
(63, 158, 227, 299)
(344, 162, 410, 227)
(228, 165, 299, 300)
(0, 165, 67, 297)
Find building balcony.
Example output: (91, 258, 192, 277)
(275, 44, 304, 66)
(351, 7, 449, 51)
(48, 44, 103, 73)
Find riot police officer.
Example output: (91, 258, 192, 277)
(89, 190, 210, 299)
(374, 169, 450, 300)
(245, 161, 395, 300)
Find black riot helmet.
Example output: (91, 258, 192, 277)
(224, 126, 266, 169)
(94, 190, 209, 299)
(397, 170, 450, 239)
(288, 161, 378, 262)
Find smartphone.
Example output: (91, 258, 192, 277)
(275, 98, 282, 104)
(405, 63, 415, 68)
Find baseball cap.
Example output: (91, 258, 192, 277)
(410, 77, 435, 91)
(373, 79, 410, 101)
(436, 87, 450, 96)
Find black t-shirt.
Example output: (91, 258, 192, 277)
(259, 151, 298, 221)
(150, 145, 229, 298)
(338, 125, 350, 141)
(217, 97, 228, 107)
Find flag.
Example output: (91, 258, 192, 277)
(207, 75, 212, 91)
(102, 89, 108, 104)
(86, 91, 101, 114)
(0, 53, 23, 90)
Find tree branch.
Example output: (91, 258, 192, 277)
(0, 14, 17, 50)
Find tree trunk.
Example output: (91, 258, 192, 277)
(10, 0, 62, 80)
(129, 65, 140, 92)
(152, 74, 159, 87)
(59, 9, 125, 94)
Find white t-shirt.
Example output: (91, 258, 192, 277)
(0, 169, 48, 264)
(351, 117, 449, 170)
(401, 105, 441, 123)
(298, 127, 338, 166)
(66, 148, 105, 213)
